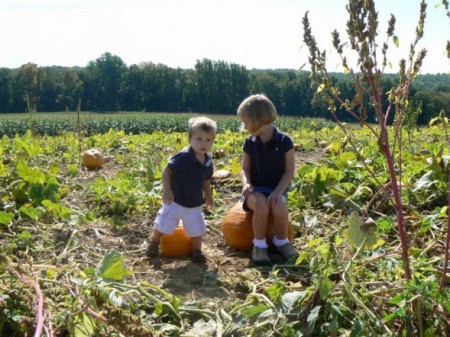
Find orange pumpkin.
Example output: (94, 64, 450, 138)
(221, 202, 294, 251)
(160, 224, 193, 257)
(82, 149, 113, 169)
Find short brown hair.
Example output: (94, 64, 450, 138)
(237, 94, 277, 129)
(188, 116, 217, 138)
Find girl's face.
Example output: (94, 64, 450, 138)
(189, 129, 215, 155)
(239, 114, 260, 135)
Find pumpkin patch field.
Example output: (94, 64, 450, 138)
(1, 113, 450, 336)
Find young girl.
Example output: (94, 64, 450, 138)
(238, 94, 298, 265)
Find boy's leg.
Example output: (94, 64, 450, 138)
(190, 236, 206, 263)
(147, 204, 181, 258)
(182, 207, 207, 263)
(146, 229, 162, 257)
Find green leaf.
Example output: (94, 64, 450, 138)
(328, 318, 339, 337)
(389, 294, 404, 305)
(19, 205, 42, 221)
(16, 159, 45, 184)
(281, 290, 308, 314)
(97, 249, 132, 281)
(0, 162, 7, 176)
(0, 211, 14, 226)
(350, 319, 363, 337)
(265, 283, 285, 302)
(342, 212, 385, 251)
(241, 303, 270, 320)
(393, 35, 399, 47)
(429, 117, 440, 126)
(72, 312, 96, 337)
(412, 171, 437, 192)
(319, 276, 332, 299)
(307, 305, 321, 331)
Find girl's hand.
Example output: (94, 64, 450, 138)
(268, 191, 283, 208)
(242, 184, 254, 198)
(163, 189, 174, 205)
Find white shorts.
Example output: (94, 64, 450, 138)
(154, 202, 206, 237)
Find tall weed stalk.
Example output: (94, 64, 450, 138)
(302, 0, 429, 280)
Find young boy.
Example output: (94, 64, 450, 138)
(146, 116, 217, 263)
(238, 94, 298, 265)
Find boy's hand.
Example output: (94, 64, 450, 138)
(242, 184, 254, 198)
(163, 190, 174, 205)
(205, 196, 214, 211)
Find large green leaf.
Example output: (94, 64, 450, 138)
(0, 211, 14, 227)
(97, 249, 132, 281)
(343, 212, 385, 251)
(16, 159, 45, 184)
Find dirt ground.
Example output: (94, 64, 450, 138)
(78, 148, 325, 303)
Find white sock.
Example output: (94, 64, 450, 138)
(253, 238, 268, 248)
(273, 236, 289, 247)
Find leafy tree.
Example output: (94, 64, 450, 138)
(83, 52, 127, 111)
(16, 63, 40, 112)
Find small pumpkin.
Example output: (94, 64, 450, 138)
(160, 224, 193, 257)
(221, 202, 294, 251)
(82, 149, 113, 169)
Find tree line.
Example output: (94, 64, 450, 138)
(0, 52, 448, 124)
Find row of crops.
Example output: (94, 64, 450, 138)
(0, 112, 335, 137)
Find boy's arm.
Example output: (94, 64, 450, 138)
(162, 166, 174, 204)
(203, 179, 213, 211)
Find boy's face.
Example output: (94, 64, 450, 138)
(189, 129, 215, 155)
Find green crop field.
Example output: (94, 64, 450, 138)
(1, 114, 449, 336)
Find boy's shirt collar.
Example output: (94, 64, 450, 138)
(187, 146, 213, 167)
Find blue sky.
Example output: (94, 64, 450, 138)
(0, 0, 448, 74)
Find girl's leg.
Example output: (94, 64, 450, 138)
(246, 192, 271, 265)
(271, 197, 290, 240)
(246, 192, 270, 240)
(271, 198, 298, 260)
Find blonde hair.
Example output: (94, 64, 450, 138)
(188, 116, 217, 138)
(237, 94, 277, 129)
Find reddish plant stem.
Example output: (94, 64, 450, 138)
(371, 70, 412, 281)
(33, 277, 44, 337)
(379, 125, 411, 280)
(439, 170, 450, 291)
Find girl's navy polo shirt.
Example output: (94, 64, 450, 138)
(167, 146, 214, 208)
(243, 127, 293, 189)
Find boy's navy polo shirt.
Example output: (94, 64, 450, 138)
(167, 146, 214, 208)
(243, 127, 294, 189)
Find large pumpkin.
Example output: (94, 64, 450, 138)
(160, 224, 193, 257)
(221, 202, 295, 251)
(82, 149, 113, 169)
